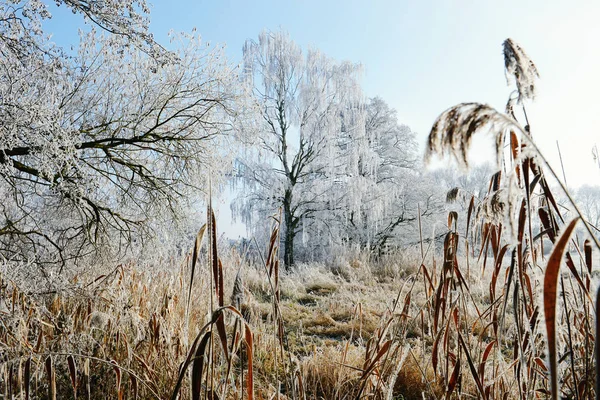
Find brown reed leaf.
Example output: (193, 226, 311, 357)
(191, 332, 211, 400)
(84, 358, 90, 400)
(24, 357, 30, 400)
(564, 252, 591, 303)
(544, 217, 580, 400)
(8, 362, 14, 398)
(490, 244, 509, 302)
(539, 208, 556, 242)
(499, 248, 517, 338)
(129, 374, 138, 400)
(67, 355, 77, 399)
(478, 340, 496, 385)
(400, 292, 411, 323)
(34, 328, 43, 352)
(585, 239, 592, 292)
(510, 131, 521, 185)
(360, 340, 392, 380)
(466, 195, 475, 237)
(447, 211, 458, 230)
(111, 360, 123, 400)
(421, 264, 434, 297)
(45, 356, 56, 400)
(266, 223, 279, 277)
(432, 323, 446, 373)
(534, 357, 548, 372)
(215, 267, 229, 360)
(446, 356, 460, 400)
(187, 224, 207, 313)
(517, 199, 527, 244)
(458, 332, 486, 399)
(244, 324, 254, 400)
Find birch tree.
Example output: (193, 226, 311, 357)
(235, 32, 432, 264)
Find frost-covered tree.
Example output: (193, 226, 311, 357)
(0, 2, 240, 268)
(234, 32, 434, 264)
(576, 185, 600, 230)
(298, 97, 441, 257)
(234, 30, 363, 268)
(1, 0, 167, 61)
(334, 97, 424, 252)
(430, 162, 496, 202)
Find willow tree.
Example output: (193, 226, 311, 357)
(235, 30, 362, 268)
(335, 97, 422, 252)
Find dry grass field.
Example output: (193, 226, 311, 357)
(2, 39, 599, 400)
(1, 204, 597, 399)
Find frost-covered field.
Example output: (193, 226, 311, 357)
(0, 246, 491, 399)
(2, 223, 598, 399)
(2, 1, 600, 399)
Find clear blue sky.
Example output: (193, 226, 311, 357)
(44, 0, 600, 235)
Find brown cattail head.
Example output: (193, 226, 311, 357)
(231, 268, 245, 308)
(503, 38, 539, 103)
(446, 187, 460, 203)
(475, 189, 508, 227)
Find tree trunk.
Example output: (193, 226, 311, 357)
(283, 189, 294, 269)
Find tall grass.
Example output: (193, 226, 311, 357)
(1, 38, 599, 399)
(422, 37, 600, 400)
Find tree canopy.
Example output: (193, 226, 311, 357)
(233, 30, 431, 267)
(0, 1, 240, 268)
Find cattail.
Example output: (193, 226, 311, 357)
(231, 268, 245, 308)
(446, 187, 461, 203)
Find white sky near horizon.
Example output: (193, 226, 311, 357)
(43, 0, 600, 238)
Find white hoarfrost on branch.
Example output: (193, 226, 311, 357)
(1, 0, 168, 61)
(0, 2, 241, 268)
(327, 97, 433, 254)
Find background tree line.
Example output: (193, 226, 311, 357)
(2, 1, 598, 272)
